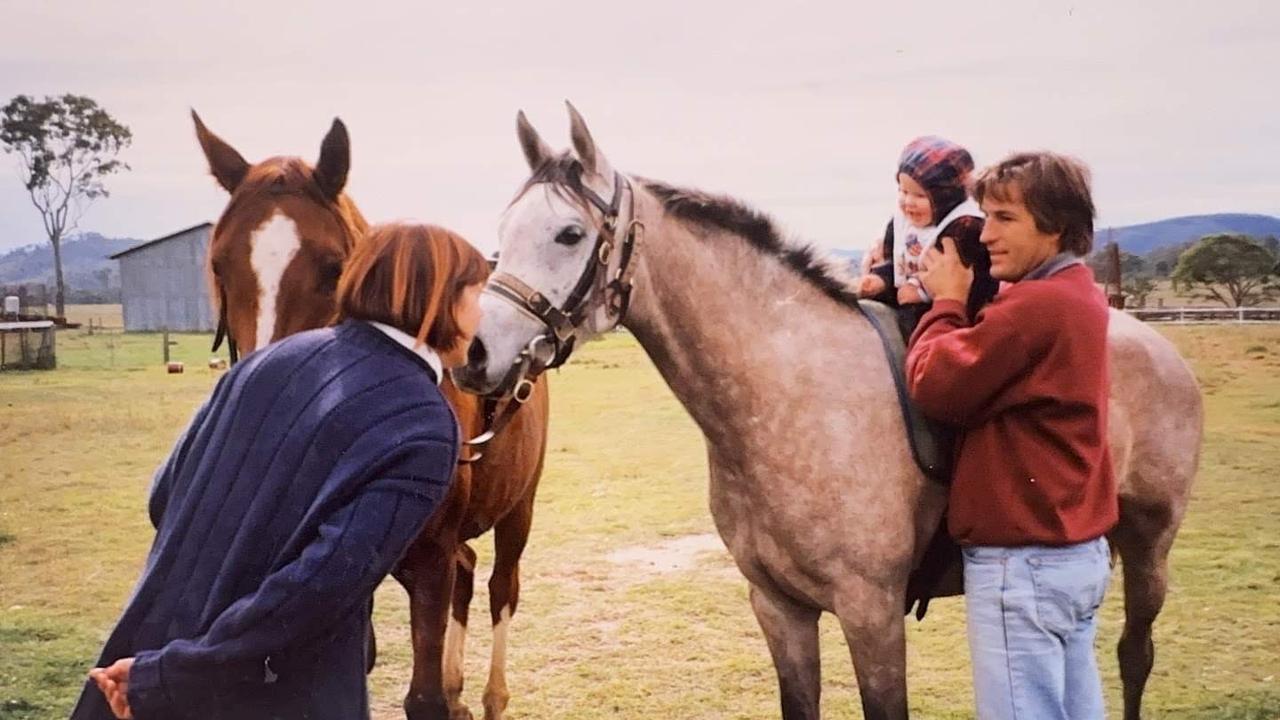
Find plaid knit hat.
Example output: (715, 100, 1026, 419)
(897, 136, 975, 226)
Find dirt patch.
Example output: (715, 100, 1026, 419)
(606, 533, 730, 580)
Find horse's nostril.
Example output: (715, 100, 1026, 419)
(467, 337, 488, 369)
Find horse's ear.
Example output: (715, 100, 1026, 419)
(566, 100, 612, 179)
(192, 109, 249, 194)
(314, 118, 350, 201)
(517, 110, 552, 170)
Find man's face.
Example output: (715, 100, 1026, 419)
(979, 183, 1063, 281)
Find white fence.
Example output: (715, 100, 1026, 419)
(1126, 307, 1280, 324)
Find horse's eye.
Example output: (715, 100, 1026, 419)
(554, 227, 585, 246)
(319, 261, 343, 290)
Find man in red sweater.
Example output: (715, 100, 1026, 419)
(906, 151, 1118, 719)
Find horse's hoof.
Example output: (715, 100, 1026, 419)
(404, 696, 453, 720)
(483, 694, 509, 720)
(450, 706, 475, 720)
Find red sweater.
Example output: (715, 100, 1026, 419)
(905, 263, 1118, 547)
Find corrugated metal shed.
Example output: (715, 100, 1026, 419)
(110, 223, 214, 332)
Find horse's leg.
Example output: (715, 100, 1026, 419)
(834, 580, 909, 720)
(398, 535, 460, 720)
(482, 493, 535, 720)
(444, 543, 478, 720)
(1111, 501, 1176, 720)
(749, 583, 822, 720)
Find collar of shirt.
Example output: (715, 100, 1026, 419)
(366, 321, 444, 385)
(1024, 252, 1084, 282)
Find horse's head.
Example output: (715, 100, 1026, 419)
(453, 103, 641, 397)
(193, 110, 367, 357)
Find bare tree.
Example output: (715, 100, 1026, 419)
(1, 94, 131, 317)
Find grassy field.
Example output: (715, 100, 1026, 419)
(1, 323, 1278, 719)
(59, 305, 123, 330)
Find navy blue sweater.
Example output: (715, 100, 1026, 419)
(70, 320, 459, 720)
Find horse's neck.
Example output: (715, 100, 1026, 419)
(623, 199, 879, 452)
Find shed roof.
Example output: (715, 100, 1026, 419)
(109, 222, 213, 260)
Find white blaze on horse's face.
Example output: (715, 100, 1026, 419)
(249, 212, 302, 350)
(475, 179, 610, 390)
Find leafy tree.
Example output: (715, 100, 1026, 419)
(1122, 275, 1156, 308)
(0, 94, 131, 316)
(1172, 234, 1279, 307)
(1153, 260, 1171, 277)
(1087, 247, 1147, 284)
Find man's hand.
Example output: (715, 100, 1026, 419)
(89, 657, 135, 719)
(918, 237, 973, 304)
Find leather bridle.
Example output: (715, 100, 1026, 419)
(464, 166, 643, 450)
(211, 283, 240, 365)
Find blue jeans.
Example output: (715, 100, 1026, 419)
(962, 537, 1111, 719)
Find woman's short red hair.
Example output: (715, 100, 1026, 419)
(335, 223, 489, 351)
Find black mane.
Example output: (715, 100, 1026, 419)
(514, 157, 863, 309)
(640, 180, 862, 308)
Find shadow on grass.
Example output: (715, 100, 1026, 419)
(1166, 688, 1280, 720)
(0, 622, 94, 720)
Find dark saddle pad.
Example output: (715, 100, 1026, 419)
(856, 300, 963, 619)
(855, 300, 953, 483)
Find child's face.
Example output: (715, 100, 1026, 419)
(897, 173, 933, 227)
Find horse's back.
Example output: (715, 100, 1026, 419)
(1106, 309, 1202, 513)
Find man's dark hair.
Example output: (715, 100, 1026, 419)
(973, 152, 1096, 256)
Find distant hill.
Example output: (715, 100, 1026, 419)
(827, 247, 864, 270)
(0, 232, 137, 290)
(1099, 213, 1280, 255)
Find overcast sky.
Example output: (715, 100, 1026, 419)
(0, 1, 1275, 255)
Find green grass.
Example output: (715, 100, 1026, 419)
(61, 304, 123, 330)
(2, 326, 1278, 718)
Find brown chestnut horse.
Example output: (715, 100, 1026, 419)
(192, 111, 548, 720)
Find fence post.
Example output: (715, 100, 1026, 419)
(163, 330, 170, 364)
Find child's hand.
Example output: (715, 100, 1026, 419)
(860, 244, 885, 275)
(897, 284, 926, 305)
(858, 274, 887, 298)
(918, 238, 973, 304)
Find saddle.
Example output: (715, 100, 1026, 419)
(855, 300, 953, 482)
(855, 300, 963, 619)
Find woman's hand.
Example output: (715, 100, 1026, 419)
(89, 658, 135, 719)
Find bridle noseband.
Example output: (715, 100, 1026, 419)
(485, 169, 642, 373)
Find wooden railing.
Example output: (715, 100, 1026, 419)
(1126, 307, 1280, 324)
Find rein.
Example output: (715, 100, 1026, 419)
(211, 284, 240, 365)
